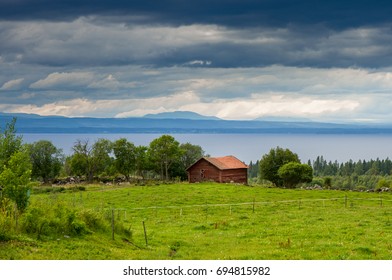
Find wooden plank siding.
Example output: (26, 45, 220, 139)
(187, 156, 248, 184)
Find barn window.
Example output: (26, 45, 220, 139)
(200, 169, 205, 178)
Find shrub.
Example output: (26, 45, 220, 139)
(8, 198, 133, 241)
(21, 207, 50, 239)
(78, 209, 109, 232)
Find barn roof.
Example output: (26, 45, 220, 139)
(187, 155, 248, 170)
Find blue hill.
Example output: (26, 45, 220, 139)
(1, 112, 392, 134)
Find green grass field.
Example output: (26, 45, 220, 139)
(1, 182, 392, 260)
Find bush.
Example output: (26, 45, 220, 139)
(21, 203, 88, 238)
(0, 231, 12, 242)
(22, 207, 50, 238)
(2, 195, 132, 242)
(69, 219, 88, 236)
(78, 209, 109, 232)
(259, 147, 301, 187)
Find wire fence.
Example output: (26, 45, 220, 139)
(5, 193, 390, 245)
(102, 195, 392, 216)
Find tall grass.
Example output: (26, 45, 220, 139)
(0, 190, 131, 243)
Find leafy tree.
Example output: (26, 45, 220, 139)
(113, 138, 136, 181)
(324, 177, 332, 189)
(0, 117, 22, 171)
(353, 160, 364, 176)
(28, 140, 64, 183)
(69, 139, 91, 179)
(277, 162, 313, 188)
(0, 118, 32, 212)
(148, 135, 182, 181)
(0, 149, 32, 211)
(259, 147, 300, 187)
(70, 139, 113, 182)
(248, 160, 260, 179)
(179, 142, 205, 169)
(376, 178, 390, 191)
(170, 142, 205, 180)
(134, 145, 149, 179)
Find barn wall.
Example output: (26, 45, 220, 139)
(187, 159, 248, 184)
(188, 159, 220, 183)
(221, 169, 248, 184)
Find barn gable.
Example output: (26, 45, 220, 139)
(186, 155, 248, 184)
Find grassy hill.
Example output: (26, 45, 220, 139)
(1, 182, 392, 260)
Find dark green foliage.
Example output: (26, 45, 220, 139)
(148, 135, 182, 181)
(171, 142, 205, 180)
(278, 162, 313, 188)
(113, 138, 136, 181)
(310, 156, 392, 190)
(21, 204, 90, 238)
(324, 177, 332, 189)
(134, 145, 149, 179)
(20, 202, 131, 240)
(247, 160, 259, 179)
(0, 118, 23, 171)
(312, 156, 392, 177)
(180, 142, 205, 169)
(69, 139, 113, 182)
(0, 118, 32, 212)
(376, 178, 391, 191)
(259, 147, 300, 187)
(28, 140, 64, 183)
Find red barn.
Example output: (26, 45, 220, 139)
(186, 156, 248, 184)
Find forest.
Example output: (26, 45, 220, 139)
(248, 155, 392, 191)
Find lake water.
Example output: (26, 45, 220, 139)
(20, 133, 392, 164)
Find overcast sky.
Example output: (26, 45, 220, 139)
(1, 0, 392, 122)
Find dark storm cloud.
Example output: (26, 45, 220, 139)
(3, 17, 392, 69)
(3, 0, 392, 121)
(2, 0, 392, 69)
(1, 0, 392, 29)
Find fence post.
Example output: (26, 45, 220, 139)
(14, 204, 18, 231)
(111, 209, 115, 240)
(143, 221, 148, 246)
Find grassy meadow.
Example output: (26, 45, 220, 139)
(1, 182, 392, 260)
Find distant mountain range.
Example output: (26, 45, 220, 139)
(144, 111, 220, 120)
(1, 111, 392, 134)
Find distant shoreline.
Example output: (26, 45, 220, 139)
(3, 112, 392, 135)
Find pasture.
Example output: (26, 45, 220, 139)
(1, 182, 392, 260)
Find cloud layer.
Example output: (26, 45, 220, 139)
(1, 1, 392, 122)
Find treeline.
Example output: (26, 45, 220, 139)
(1, 118, 206, 189)
(248, 155, 392, 191)
(32, 135, 205, 184)
(311, 156, 392, 177)
(249, 156, 392, 178)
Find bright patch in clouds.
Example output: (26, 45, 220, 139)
(180, 95, 360, 120)
(30, 72, 94, 89)
(0, 78, 24, 90)
(1, 65, 392, 122)
(5, 90, 361, 122)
